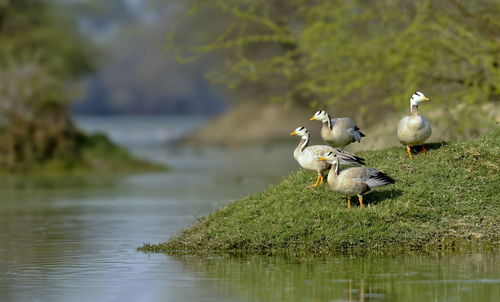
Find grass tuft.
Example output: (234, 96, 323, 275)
(141, 129, 500, 254)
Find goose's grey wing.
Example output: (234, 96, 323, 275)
(333, 118, 366, 141)
(333, 148, 365, 166)
(308, 145, 334, 157)
(331, 118, 356, 129)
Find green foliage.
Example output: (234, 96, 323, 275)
(0, 0, 94, 77)
(169, 0, 500, 112)
(142, 129, 500, 254)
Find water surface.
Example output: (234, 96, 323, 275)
(0, 116, 498, 302)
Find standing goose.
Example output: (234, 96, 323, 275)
(310, 110, 365, 148)
(397, 91, 432, 159)
(319, 151, 395, 208)
(290, 126, 365, 188)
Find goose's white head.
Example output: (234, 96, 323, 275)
(290, 126, 309, 138)
(318, 151, 337, 163)
(310, 110, 329, 122)
(410, 91, 430, 106)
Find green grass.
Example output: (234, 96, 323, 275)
(142, 129, 500, 254)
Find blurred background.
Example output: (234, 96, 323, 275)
(0, 1, 499, 301)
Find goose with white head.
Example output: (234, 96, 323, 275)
(397, 91, 432, 159)
(290, 126, 365, 188)
(310, 110, 365, 149)
(319, 151, 395, 208)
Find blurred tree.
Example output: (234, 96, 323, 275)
(168, 0, 500, 120)
(59, 0, 225, 115)
(0, 0, 94, 77)
(167, 0, 303, 107)
(59, 0, 136, 38)
(0, 0, 95, 170)
(0, 62, 81, 169)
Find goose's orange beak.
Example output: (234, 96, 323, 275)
(310, 116, 317, 121)
(318, 157, 326, 161)
(422, 96, 430, 101)
(290, 131, 297, 136)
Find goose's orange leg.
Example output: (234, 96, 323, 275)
(406, 146, 413, 159)
(310, 175, 321, 188)
(359, 195, 364, 208)
(347, 197, 351, 209)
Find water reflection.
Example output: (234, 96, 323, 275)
(168, 252, 500, 302)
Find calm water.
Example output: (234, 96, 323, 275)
(0, 116, 498, 302)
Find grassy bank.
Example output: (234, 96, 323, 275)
(74, 133, 164, 173)
(142, 129, 500, 254)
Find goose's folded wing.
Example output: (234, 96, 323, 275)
(364, 169, 396, 188)
(334, 149, 365, 165)
(307, 145, 334, 157)
(341, 167, 370, 180)
(331, 118, 356, 129)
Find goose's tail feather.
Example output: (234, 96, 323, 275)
(351, 126, 365, 142)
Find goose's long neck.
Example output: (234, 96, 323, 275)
(325, 113, 332, 130)
(410, 103, 419, 116)
(328, 163, 339, 180)
(298, 134, 309, 152)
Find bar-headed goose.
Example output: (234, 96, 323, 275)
(290, 126, 365, 188)
(397, 91, 432, 159)
(310, 110, 365, 148)
(319, 151, 395, 208)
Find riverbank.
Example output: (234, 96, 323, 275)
(182, 102, 499, 152)
(181, 102, 321, 146)
(142, 129, 500, 254)
(71, 132, 165, 173)
(0, 132, 164, 175)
